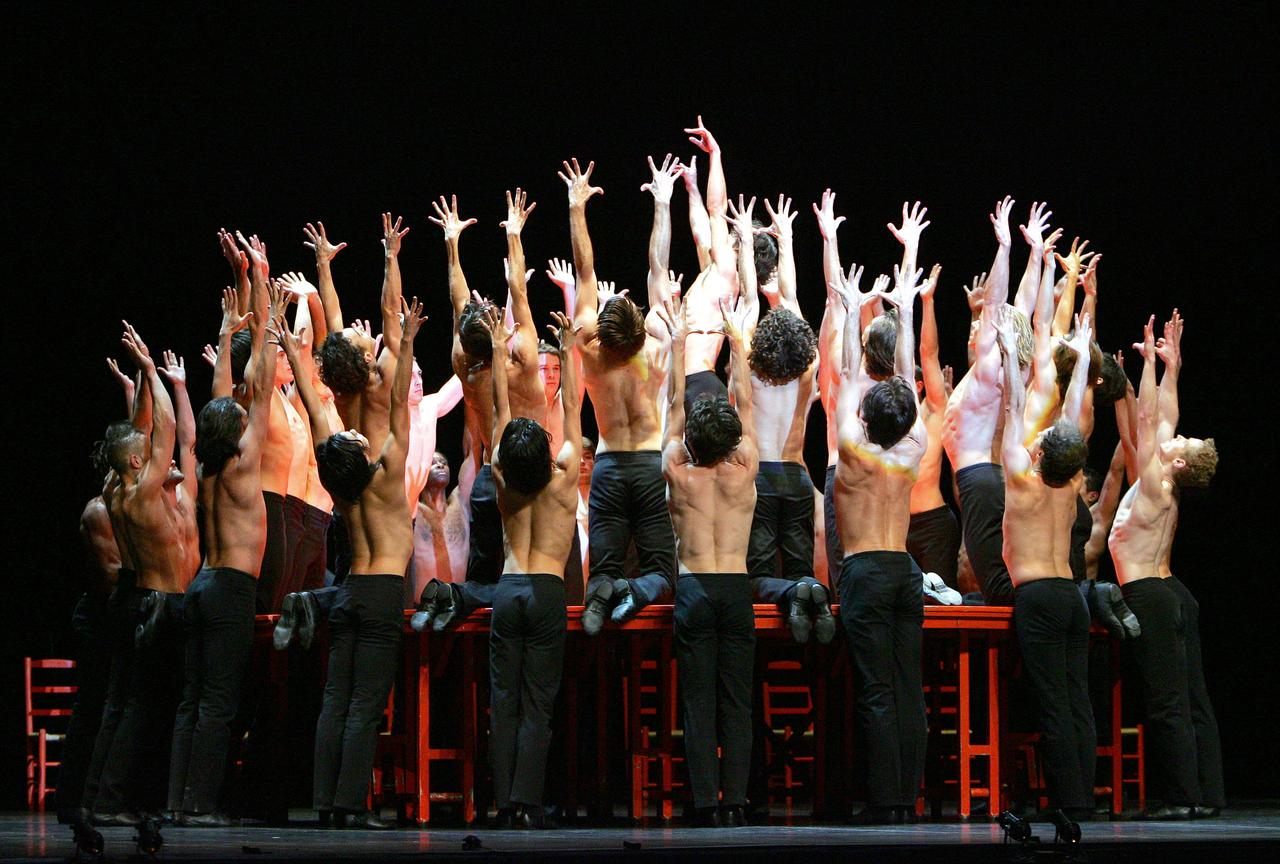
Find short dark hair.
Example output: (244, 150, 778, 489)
(863, 311, 898, 379)
(861, 376, 917, 448)
(1083, 467, 1103, 495)
(1038, 420, 1088, 487)
(497, 418, 552, 494)
(748, 308, 817, 385)
(229, 331, 252, 385)
(537, 340, 559, 355)
(597, 296, 646, 361)
(1093, 352, 1127, 407)
(316, 434, 377, 502)
(317, 332, 370, 395)
(195, 397, 244, 476)
(96, 421, 135, 478)
(753, 225, 779, 285)
(1053, 340, 1104, 399)
(105, 421, 146, 473)
(685, 394, 742, 466)
(458, 300, 495, 364)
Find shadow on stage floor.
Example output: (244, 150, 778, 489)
(5, 805, 1280, 862)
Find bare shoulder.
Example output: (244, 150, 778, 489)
(81, 497, 109, 528)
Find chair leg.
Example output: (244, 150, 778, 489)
(37, 730, 47, 812)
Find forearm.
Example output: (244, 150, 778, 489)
(569, 206, 597, 319)
(686, 185, 712, 269)
(666, 342, 687, 444)
(560, 349, 581, 446)
(894, 305, 915, 380)
(315, 259, 344, 332)
(132, 370, 153, 433)
(506, 234, 536, 350)
(1001, 348, 1027, 464)
(987, 242, 1011, 307)
(1061, 348, 1092, 426)
(147, 367, 176, 461)
(389, 337, 414, 440)
(1014, 246, 1042, 318)
(172, 383, 195, 456)
(1135, 356, 1158, 463)
(381, 251, 404, 349)
(1052, 273, 1078, 336)
(446, 237, 471, 319)
(646, 200, 672, 309)
(776, 230, 798, 310)
(919, 296, 945, 409)
(490, 351, 511, 442)
(1157, 366, 1180, 435)
(212, 329, 234, 399)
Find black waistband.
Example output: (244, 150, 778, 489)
(595, 449, 662, 462)
(757, 461, 810, 477)
(347, 573, 405, 582)
(500, 572, 564, 583)
(680, 572, 749, 579)
(842, 550, 912, 565)
(955, 462, 1002, 482)
(263, 489, 285, 505)
(206, 565, 256, 584)
(1014, 576, 1077, 593)
(910, 504, 954, 522)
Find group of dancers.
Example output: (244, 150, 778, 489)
(61, 117, 1222, 835)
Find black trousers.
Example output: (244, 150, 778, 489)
(168, 567, 256, 814)
(1069, 496, 1091, 584)
(489, 574, 567, 808)
(296, 503, 332, 592)
(96, 588, 185, 815)
(82, 570, 140, 812)
(747, 461, 815, 581)
(955, 463, 1015, 605)
(259, 491, 287, 614)
(906, 505, 961, 589)
(313, 574, 403, 811)
(466, 464, 503, 586)
(585, 451, 675, 607)
(1014, 577, 1095, 810)
(838, 552, 926, 808)
(822, 466, 842, 583)
(674, 573, 755, 809)
(57, 592, 111, 817)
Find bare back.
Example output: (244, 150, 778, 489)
(1108, 478, 1178, 585)
(750, 362, 816, 463)
(579, 337, 666, 453)
(260, 389, 297, 496)
(79, 496, 120, 594)
(343, 459, 413, 577)
(682, 267, 736, 374)
(665, 443, 758, 574)
(1002, 472, 1081, 583)
(909, 405, 947, 513)
(121, 480, 196, 593)
(201, 454, 269, 578)
(835, 433, 925, 558)
(942, 352, 1005, 472)
(494, 465, 578, 578)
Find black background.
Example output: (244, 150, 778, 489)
(4, 4, 1275, 807)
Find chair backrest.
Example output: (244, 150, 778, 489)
(24, 658, 76, 736)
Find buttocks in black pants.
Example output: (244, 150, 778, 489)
(1014, 576, 1096, 811)
(674, 573, 756, 810)
(489, 574, 567, 810)
(837, 551, 927, 809)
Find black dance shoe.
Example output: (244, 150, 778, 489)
(610, 579, 641, 625)
(517, 806, 555, 830)
(431, 583, 462, 632)
(93, 810, 144, 827)
(490, 807, 517, 829)
(582, 580, 614, 636)
(337, 809, 395, 830)
(692, 806, 721, 827)
(997, 809, 1036, 843)
(274, 591, 314, 650)
(179, 811, 235, 828)
(788, 582, 814, 643)
(1043, 807, 1081, 843)
(410, 580, 445, 633)
(1192, 805, 1221, 818)
(1137, 804, 1194, 820)
(811, 583, 837, 645)
(135, 591, 168, 649)
(719, 804, 747, 827)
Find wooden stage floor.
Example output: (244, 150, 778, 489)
(5, 806, 1280, 862)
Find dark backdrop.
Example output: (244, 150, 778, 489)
(4, 5, 1275, 807)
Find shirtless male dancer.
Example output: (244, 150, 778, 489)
(477, 306, 582, 828)
(557, 158, 676, 633)
(1110, 311, 1223, 820)
(167, 266, 277, 825)
(412, 192, 546, 630)
(662, 292, 758, 828)
(277, 295, 425, 829)
(830, 264, 929, 825)
(998, 307, 1096, 832)
(87, 322, 197, 825)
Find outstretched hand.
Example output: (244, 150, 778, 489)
(994, 306, 1019, 359)
(989, 196, 1015, 247)
(1054, 236, 1095, 278)
(427, 195, 478, 241)
(278, 271, 317, 297)
(401, 296, 427, 342)
(596, 280, 628, 310)
(158, 350, 186, 387)
(382, 212, 410, 256)
(1081, 254, 1101, 297)
(763, 195, 797, 241)
(684, 115, 720, 154)
(1061, 313, 1094, 360)
(1018, 201, 1053, 248)
(641, 153, 683, 204)
(219, 228, 248, 274)
(236, 231, 269, 276)
(812, 188, 846, 240)
(302, 221, 347, 262)
(655, 295, 689, 344)
(920, 263, 942, 300)
(477, 303, 516, 352)
(545, 257, 575, 293)
(558, 158, 603, 208)
(719, 295, 751, 343)
(888, 200, 931, 249)
(725, 194, 757, 243)
(963, 273, 988, 316)
(885, 264, 925, 310)
(120, 321, 155, 370)
(678, 154, 698, 192)
(266, 319, 301, 359)
(106, 357, 136, 399)
(1132, 315, 1157, 361)
(1155, 308, 1183, 368)
(501, 188, 536, 234)
(546, 310, 582, 353)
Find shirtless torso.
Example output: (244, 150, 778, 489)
(80, 495, 120, 595)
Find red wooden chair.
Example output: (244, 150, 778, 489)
(25, 658, 76, 811)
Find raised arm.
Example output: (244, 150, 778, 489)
(721, 297, 756, 445)
(426, 195, 478, 329)
(834, 269, 887, 448)
(997, 310, 1031, 477)
(559, 159, 604, 329)
(378, 213, 410, 367)
(501, 189, 539, 366)
(121, 323, 174, 496)
(726, 195, 761, 338)
(219, 228, 250, 316)
(986, 196, 1014, 309)
(814, 189, 848, 392)
(886, 264, 923, 384)
(763, 196, 799, 312)
(481, 304, 517, 454)
(279, 272, 323, 387)
(1024, 245, 1061, 437)
(1079, 255, 1101, 330)
(918, 264, 947, 415)
(686, 116, 734, 279)
(660, 297, 690, 452)
(236, 230, 271, 368)
(272, 316, 332, 448)
(212, 287, 250, 400)
(239, 282, 283, 465)
(1058, 313, 1094, 427)
(545, 257, 585, 396)
(887, 201, 931, 295)
(1132, 316, 1164, 501)
(1052, 237, 1094, 336)
(642, 154, 682, 310)
(680, 156, 712, 270)
(302, 221, 348, 332)
(548, 311, 582, 471)
(1013, 202, 1053, 317)
(105, 357, 136, 418)
(158, 350, 197, 501)
(1154, 309, 1182, 441)
(381, 297, 425, 479)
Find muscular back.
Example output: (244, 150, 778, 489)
(750, 363, 815, 463)
(942, 351, 1005, 472)
(909, 405, 947, 513)
(1108, 479, 1178, 584)
(454, 353, 546, 462)
(665, 444, 758, 575)
(121, 479, 195, 593)
(580, 336, 666, 454)
(682, 267, 736, 374)
(835, 435, 924, 558)
(1002, 473, 1080, 583)
(343, 459, 413, 578)
(79, 496, 120, 594)
(495, 465, 578, 578)
(201, 455, 268, 578)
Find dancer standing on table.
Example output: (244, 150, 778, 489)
(476, 305, 582, 828)
(556, 157, 676, 633)
(813, 189, 851, 580)
(412, 192, 545, 630)
(830, 262, 929, 825)
(1110, 311, 1223, 820)
(662, 288, 759, 828)
(998, 306, 1096, 833)
(275, 296, 425, 830)
(168, 274, 276, 826)
(738, 196, 834, 643)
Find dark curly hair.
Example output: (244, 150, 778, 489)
(1038, 420, 1088, 487)
(748, 308, 817, 385)
(860, 376, 917, 448)
(317, 332, 371, 395)
(597, 296, 646, 361)
(864, 310, 898, 380)
(196, 397, 245, 476)
(458, 299, 495, 365)
(753, 223, 779, 285)
(496, 417, 553, 494)
(1093, 352, 1127, 407)
(685, 394, 742, 466)
(316, 434, 377, 502)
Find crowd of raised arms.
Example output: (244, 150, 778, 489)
(65, 117, 1221, 835)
